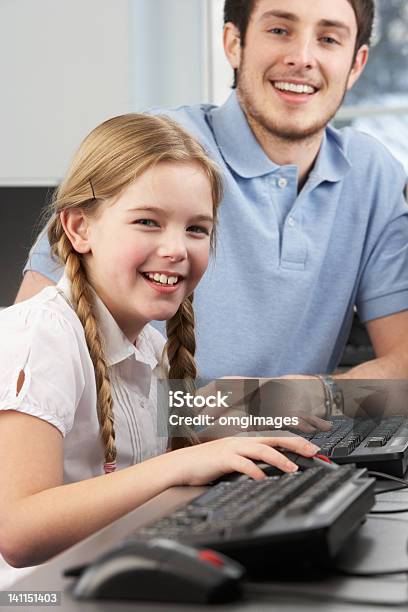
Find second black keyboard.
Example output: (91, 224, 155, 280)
(305, 415, 408, 476)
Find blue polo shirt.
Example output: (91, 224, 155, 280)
(26, 92, 408, 378)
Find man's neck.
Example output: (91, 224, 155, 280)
(246, 115, 324, 191)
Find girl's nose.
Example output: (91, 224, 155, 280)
(157, 234, 188, 262)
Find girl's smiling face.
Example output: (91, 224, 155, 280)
(64, 162, 214, 342)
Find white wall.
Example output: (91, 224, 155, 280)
(130, 0, 210, 111)
(208, 0, 233, 106)
(0, 0, 131, 185)
(0, 0, 223, 187)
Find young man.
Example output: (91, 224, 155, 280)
(17, 0, 408, 389)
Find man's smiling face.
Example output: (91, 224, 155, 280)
(224, 0, 368, 142)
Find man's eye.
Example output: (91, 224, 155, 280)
(187, 225, 210, 235)
(321, 36, 339, 45)
(134, 219, 158, 227)
(268, 27, 288, 36)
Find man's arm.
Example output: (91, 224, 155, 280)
(15, 222, 63, 303)
(278, 311, 408, 419)
(336, 310, 408, 380)
(14, 271, 55, 304)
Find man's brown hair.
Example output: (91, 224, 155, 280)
(224, 0, 375, 87)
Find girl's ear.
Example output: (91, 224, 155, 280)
(60, 209, 91, 254)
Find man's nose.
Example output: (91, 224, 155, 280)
(283, 36, 317, 71)
(157, 233, 188, 262)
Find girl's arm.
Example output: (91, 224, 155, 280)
(0, 410, 177, 568)
(0, 410, 319, 569)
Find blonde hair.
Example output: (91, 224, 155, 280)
(47, 113, 223, 470)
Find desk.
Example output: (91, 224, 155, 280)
(7, 483, 408, 611)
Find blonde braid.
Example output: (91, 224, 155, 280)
(44, 113, 223, 467)
(165, 295, 200, 449)
(54, 225, 117, 473)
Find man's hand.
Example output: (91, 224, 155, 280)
(195, 377, 330, 441)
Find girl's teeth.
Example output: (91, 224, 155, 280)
(146, 273, 179, 285)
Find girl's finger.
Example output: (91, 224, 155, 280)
(255, 435, 320, 456)
(228, 454, 267, 480)
(234, 443, 299, 474)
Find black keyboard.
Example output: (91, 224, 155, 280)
(305, 415, 408, 477)
(128, 463, 375, 575)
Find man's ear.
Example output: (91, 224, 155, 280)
(347, 44, 369, 91)
(60, 209, 92, 254)
(223, 22, 242, 70)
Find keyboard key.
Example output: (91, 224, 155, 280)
(331, 443, 353, 457)
(366, 436, 387, 447)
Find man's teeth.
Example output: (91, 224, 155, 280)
(274, 81, 315, 94)
(146, 273, 179, 285)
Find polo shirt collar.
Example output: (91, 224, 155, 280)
(211, 91, 351, 183)
(309, 126, 351, 184)
(57, 274, 159, 370)
(211, 91, 279, 178)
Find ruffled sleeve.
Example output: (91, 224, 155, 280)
(0, 305, 86, 436)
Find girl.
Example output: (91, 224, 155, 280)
(0, 114, 318, 583)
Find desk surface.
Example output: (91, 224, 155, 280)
(7, 483, 408, 611)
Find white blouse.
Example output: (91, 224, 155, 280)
(0, 274, 168, 586)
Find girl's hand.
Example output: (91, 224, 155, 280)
(167, 435, 320, 486)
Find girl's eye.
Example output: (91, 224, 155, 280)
(134, 219, 158, 227)
(187, 225, 210, 236)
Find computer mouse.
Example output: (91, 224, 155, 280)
(281, 451, 340, 471)
(252, 452, 340, 477)
(213, 452, 339, 483)
(69, 538, 244, 604)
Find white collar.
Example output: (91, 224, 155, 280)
(56, 273, 159, 370)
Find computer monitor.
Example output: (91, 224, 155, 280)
(0, 186, 53, 307)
